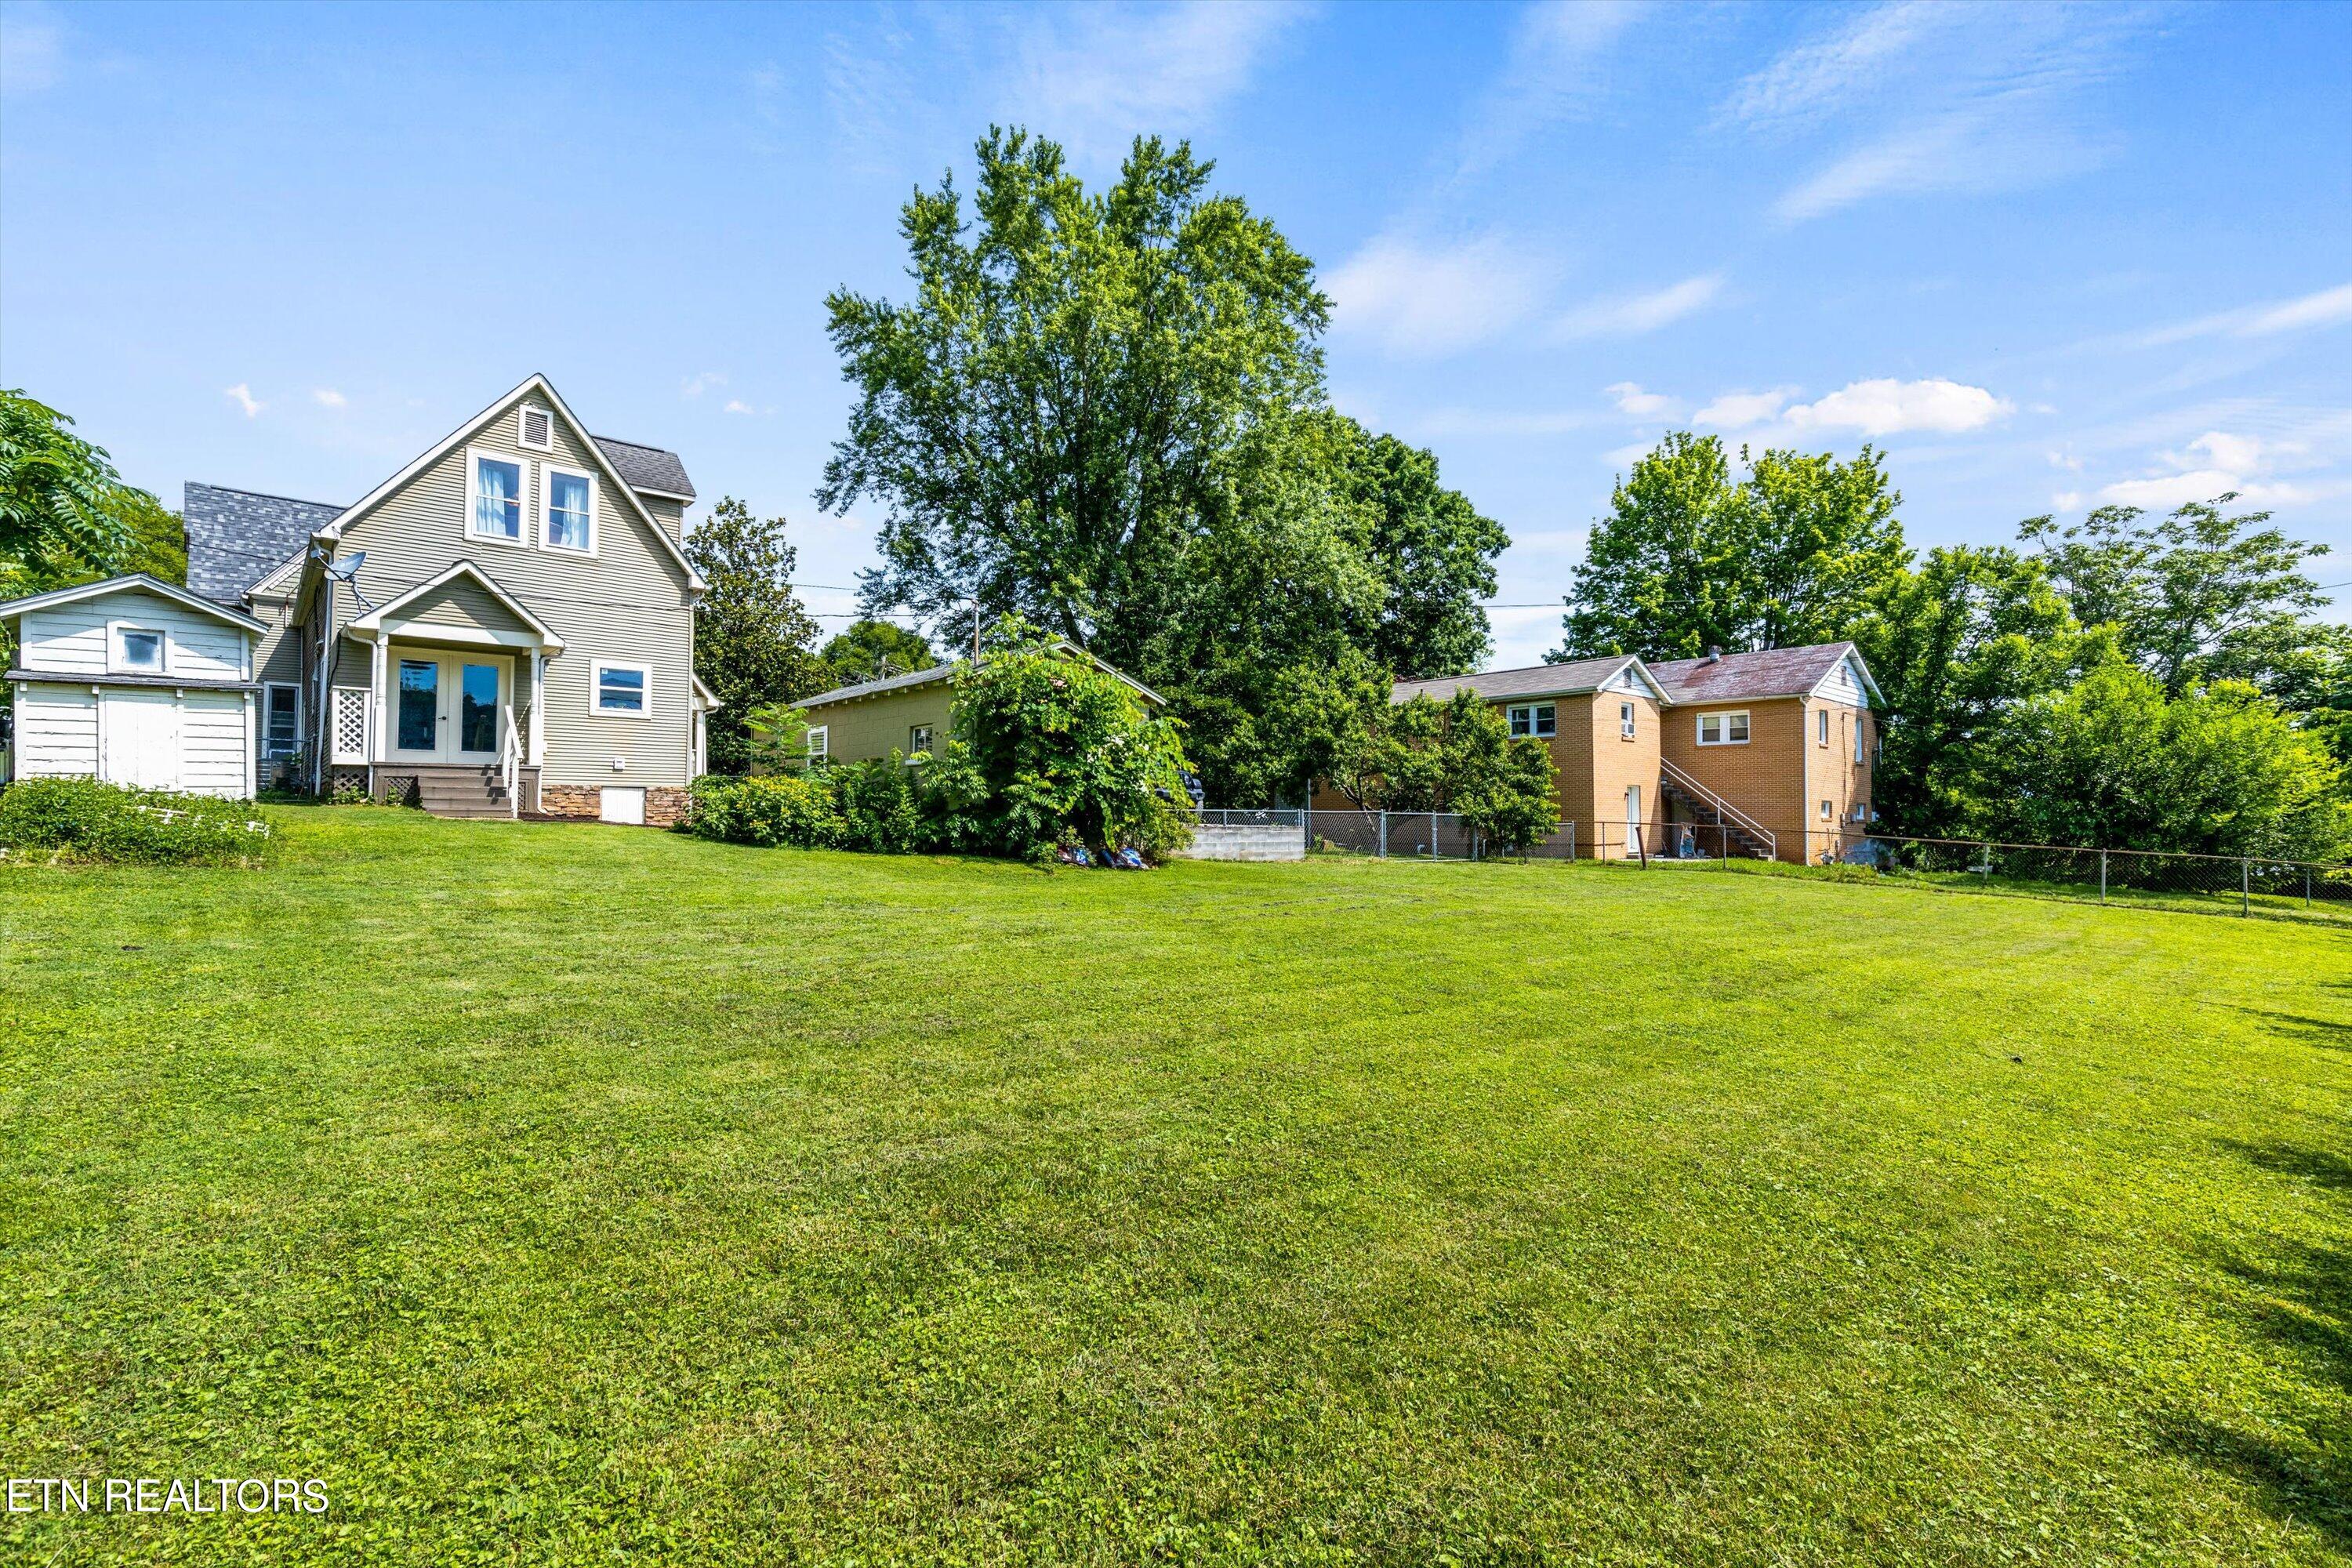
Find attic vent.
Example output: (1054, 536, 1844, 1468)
(519, 406, 553, 451)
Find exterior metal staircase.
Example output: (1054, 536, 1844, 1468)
(1657, 759, 1777, 860)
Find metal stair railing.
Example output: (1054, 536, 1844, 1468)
(1659, 757, 1776, 860)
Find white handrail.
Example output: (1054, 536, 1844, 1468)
(500, 721, 521, 818)
(1660, 757, 1776, 858)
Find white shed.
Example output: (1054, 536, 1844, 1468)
(2, 575, 268, 798)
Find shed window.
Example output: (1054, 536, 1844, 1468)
(1697, 710, 1748, 746)
(1506, 702, 1555, 738)
(909, 723, 934, 756)
(806, 724, 829, 762)
(113, 626, 165, 673)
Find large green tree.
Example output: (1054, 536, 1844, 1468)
(684, 498, 828, 773)
(817, 129, 1504, 802)
(1553, 435, 1905, 661)
(820, 619, 937, 686)
(2020, 495, 2330, 699)
(0, 390, 165, 595)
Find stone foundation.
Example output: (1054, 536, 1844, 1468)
(534, 783, 690, 828)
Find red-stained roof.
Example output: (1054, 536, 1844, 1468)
(1648, 641, 1874, 704)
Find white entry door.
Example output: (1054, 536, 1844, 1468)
(389, 652, 510, 764)
(102, 689, 180, 789)
(1624, 783, 1642, 852)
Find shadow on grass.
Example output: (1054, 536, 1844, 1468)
(2165, 1138, 2352, 1549)
(2227, 1008, 2352, 1052)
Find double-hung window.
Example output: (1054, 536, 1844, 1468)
(545, 469, 593, 553)
(111, 624, 165, 673)
(591, 660, 649, 717)
(1818, 709, 1831, 746)
(1697, 710, 1748, 746)
(263, 684, 300, 757)
(908, 723, 934, 756)
(473, 454, 524, 542)
(1506, 702, 1556, 738)
(1620, 700, 1636, 739)
(806, 724, 829, 764)
(1853, 713, 1865, 761)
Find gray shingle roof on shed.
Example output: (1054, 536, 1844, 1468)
(183, 482, 345, 604)
(794, 663, 957, 709)
(592, 436, 695, 499)
(1392, 655, 1641, 705)
(1647, 641, 1859, 704)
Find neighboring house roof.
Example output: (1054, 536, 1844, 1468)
(795, 642, 1169, 711)
(1394, 655, 1658, 706)
(183, 483, 343, 604)
(1648, 641, 1882, 706)
(592, 436, 695, 499)
(310, 374, 706, 594)
(0, 571, 268, 634)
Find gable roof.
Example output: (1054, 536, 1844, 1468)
(593, 437, 695, 499)
(1647, 641, 1881, 706)
(183, 482, 344, 603)
(0, 571, 268, 633)
(313, 375, 705, 594)
(345, 560, 564, 651)
(794, 641, 1168, 711)
(1394, 654, 1661, 706)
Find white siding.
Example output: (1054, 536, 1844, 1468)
(1817, 655, 1870, 708)
(15, 684, 100, 776)
(19, 589, 251, 681)
(178, 691, 251, 796)
(1602, 663, 1666, 700)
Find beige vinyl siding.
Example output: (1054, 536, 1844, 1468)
(250, 605, 305, 688)
(401, 578, 530, 634)
(324, 387, 699, 787)
(641, 495, 687, 544)
(19, 590, 249, 681)
(803, 684, 956, 764)
(15, 684, 100, 775)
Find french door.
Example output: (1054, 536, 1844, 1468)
(389, 651, 509, 764)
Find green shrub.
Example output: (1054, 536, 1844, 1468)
(684, 773, 841, 848)
(0, 777, 273, 866)
(830, 755, 932, 854)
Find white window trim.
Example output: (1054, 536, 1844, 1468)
(542, 464, 599, 556)
(1505, 702, 1556, 739)
(263, 681, 302, 757)
(1619, 700, 1636, 740)
(1818, 709, 1831, 746)
(1820, 798, 1834, 820)
(517, 403, 554, 452)
(464, 445, 532, 550)
(908, 723, 934, 757)
(1696, 710, 1749, 746)
(589, 659, 653, 720)
(806, 724, 829, 761)
(107, 620, 168, 676)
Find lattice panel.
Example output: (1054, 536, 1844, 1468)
(332, 687, 369, 763)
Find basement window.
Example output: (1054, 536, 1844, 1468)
(1506, 702, 1555, 738)
(1697, 710, 1748, 746)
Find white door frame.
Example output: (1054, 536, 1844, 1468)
(385, 646, 512, 764)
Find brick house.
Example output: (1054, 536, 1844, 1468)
(1312, 641, 1881, 862)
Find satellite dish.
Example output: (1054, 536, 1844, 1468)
(325, 551, 367, 579)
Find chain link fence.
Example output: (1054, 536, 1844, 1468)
(1269, 809, 2351, 927)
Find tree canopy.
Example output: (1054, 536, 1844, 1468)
(683, 498, 829, 773)
(0, 389, 167, 596)
(820, 619, 938, 686)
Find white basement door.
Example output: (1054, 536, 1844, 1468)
(600, 786, 646, 826)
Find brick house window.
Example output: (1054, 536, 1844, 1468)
(1507, 702, 1555, 738)
(1820, 798, 1833, 819)
(1620, 701, 1635, 739)
(1817, 710, 1830, 746)
(1697, 711, 1748, 746)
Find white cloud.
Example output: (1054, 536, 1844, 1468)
(224, 384, 263, 419)
(1454, 0, 1642, 176)
(311, 388, 347, 409)
(722, 399, 755, 416)
(1, 2, 63, 94)
(1005, 1, 1316, 162)
(1602, 440, 1659, 470)
(1780, 377, 2012, 437)
(1554, 274, 1724, 339)
(1696, 387, 1798, 429)
(1728, 3, 2150, 223)
(682, 372, 728, 398)
(1606, 382, 1678, 418)
(2095, 470, 2238, 510)
(1326, 234, 1548, 357)
(2138, 281, 2352, 348)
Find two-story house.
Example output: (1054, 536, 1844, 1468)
(0, 376, 714, 824)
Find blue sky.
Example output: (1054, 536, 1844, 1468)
(3, 0, 2347, 666)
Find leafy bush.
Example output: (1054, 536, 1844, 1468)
(683, 772, 840, 848)
(830, 756, 931, 854)
(0, 777, 273, 866)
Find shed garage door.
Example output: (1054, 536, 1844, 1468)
(78, 687, 251, 797)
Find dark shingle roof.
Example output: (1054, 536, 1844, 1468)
(593, 436, 695, 499)
(795, 663, 959, 710)
(1648, 642, 1857, 704)
(1393, 655, 1641, 705)
(183, 482, 345, 604)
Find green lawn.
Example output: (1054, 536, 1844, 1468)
(4, 807, 2349, 1565)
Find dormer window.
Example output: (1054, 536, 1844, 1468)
(473, 454, 523, 542)
(545, 469, 594, 553)
(518, 405, 553, 451)
(112, 625, 165, 673)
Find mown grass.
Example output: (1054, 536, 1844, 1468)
(2, 805, 2349, 1565)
